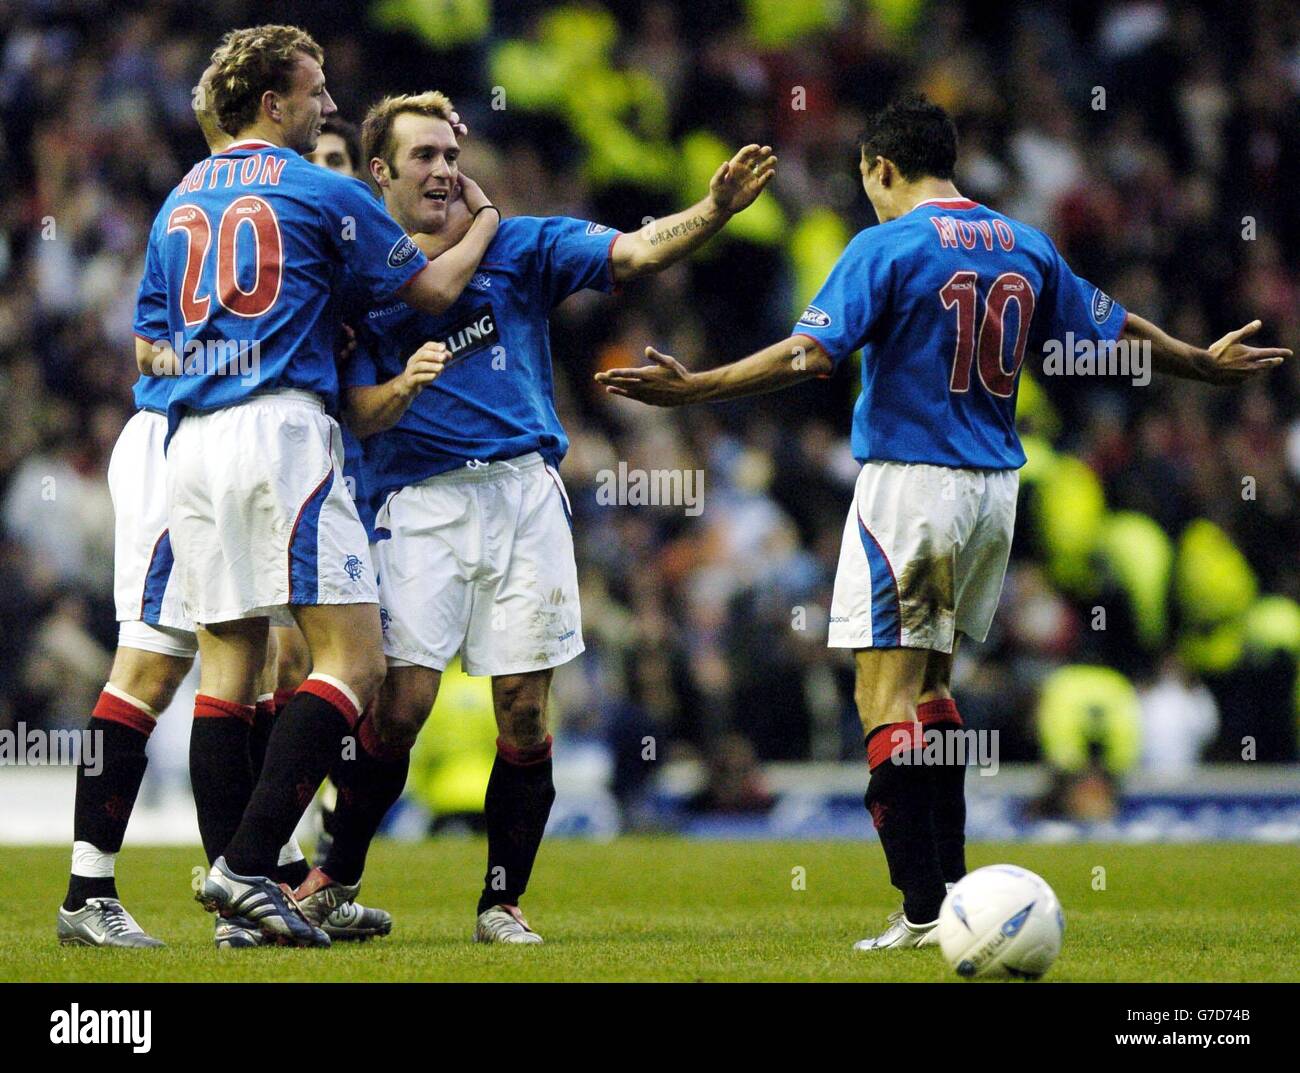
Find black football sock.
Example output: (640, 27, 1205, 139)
(222, 679, 358, 877)
(918, 698, 967, 884)
(476, 736, 556, 915)
(865, 721, 946, 924)
(247, 694, 315, 887)
(320, 715, 411, 886)
(64, 689, 157, 911)
(248, 695, 276, 779)
(190, 695, 255, 866)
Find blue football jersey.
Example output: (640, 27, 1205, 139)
(345, 216, 620, 507)
(792, 197, 1127, 469)
(132, 253, 173, 414)
(134, 140, 428, 437)
(329, 267, 377, 537)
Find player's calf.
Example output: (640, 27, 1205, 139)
(62, 645, 191, 936)
(314, 667, 432, 887)
(478, 671, 557, 929)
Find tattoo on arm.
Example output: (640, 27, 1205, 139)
(647, 214, 707, 247)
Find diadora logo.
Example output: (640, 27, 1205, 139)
(469, 272, 493, 290)
(437, 303, 500, 367)
(387, 235, 419, 269)
(1091, 288, 1114, 323)
(234, 201, 262, 217)
(367, 302, 405, 321)
(798, 305, 831, 328)
(585, 223, 611, 235)
(343, 554, 364, 581)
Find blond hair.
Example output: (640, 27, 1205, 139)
(362, 91, 455, 175)
(208, 24, 324, 136)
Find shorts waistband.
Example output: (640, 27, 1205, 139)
(418, 452, 548, 486)
(195, 388, 325, 415)
(254, 388, 325, 410)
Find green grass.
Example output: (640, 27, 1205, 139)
(5, 840, 1297, 982)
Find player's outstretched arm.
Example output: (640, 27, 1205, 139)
(1122, 314, 1290, 384)
(610, 144, 777, 282)
(344, 341, 448, 438)
(401, 177, 499, 316)
(595, 333, 832, 407)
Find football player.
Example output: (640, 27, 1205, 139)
(311, 90, 775, 943)
(135, 25, 498, 946)
(596, 95, 1288, 950)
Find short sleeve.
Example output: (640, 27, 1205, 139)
(134, 217, 171, 343)
(536, 217, 621, 306)
(319, 175, 430, 304)
(1038, 245, 1127, 346)
(791, 231, 888, 367)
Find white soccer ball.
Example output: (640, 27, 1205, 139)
(936, 864, 1064, 980)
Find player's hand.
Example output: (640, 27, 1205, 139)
(1200, 320, 1291, 384)
(456, 174, 492, 215)
(708, 144, 777, 216)
(398, 341, 448, 397)
(595, 347, 699, 406)
(449, 110, 469, 139)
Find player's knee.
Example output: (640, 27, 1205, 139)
(350, 652, 388, 710)
(497, 691, 548, 748)
(853, 684, 913, 734)
(110, 650, 191, 711)
(373, 691, 429, 752)
(274, 634, 312, 690)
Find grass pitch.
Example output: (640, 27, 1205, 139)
(4, 839, 1296, 982)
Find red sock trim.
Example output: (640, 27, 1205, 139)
(296, 678, 360, 728)
(497, 734, 553, 767)
(358, 714, 409, 762)
(917, 698, 962, 728)
(272, 688, 297, 714)
(254, 698, 275, 722)
(92, 690, 155, 737)
(194, 694, 255, 726)
(866, 721, 924, 771)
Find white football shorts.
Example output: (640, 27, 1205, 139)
(166, 390, 378, 626)
(828, 460, 1019, 653)
(109, 409, 198, 658)
(373, 452, 584, 677)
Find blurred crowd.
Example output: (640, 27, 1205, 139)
(1, 0, 1298, 815)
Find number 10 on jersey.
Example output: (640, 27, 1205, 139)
(940, 271, 1036, 398)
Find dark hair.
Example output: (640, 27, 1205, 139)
(859, 94, 958, 181)
(322, 115, 363, 174)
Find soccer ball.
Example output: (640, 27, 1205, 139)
(936, 865, 1064, 980)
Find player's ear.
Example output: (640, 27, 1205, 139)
(369, 157, 389, 189)
(263, 89, 282, 123)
